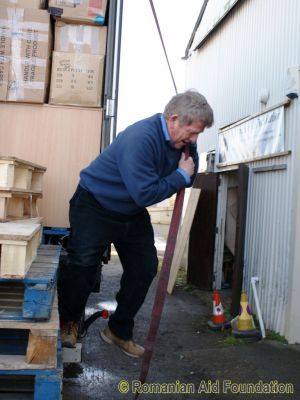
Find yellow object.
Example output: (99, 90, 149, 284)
(236, 291, 256, 331)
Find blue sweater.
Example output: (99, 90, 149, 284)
(79, 113, 199, 215)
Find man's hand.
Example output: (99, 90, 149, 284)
(178, 152, 195, 177)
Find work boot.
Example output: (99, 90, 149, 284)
(60, 320, 79, 348)
(100, 326, 144, 358)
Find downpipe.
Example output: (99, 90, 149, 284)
(251, 277, 266, 339)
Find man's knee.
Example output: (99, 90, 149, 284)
(68, 253, 100, 269)
(144, 256, 158, 283)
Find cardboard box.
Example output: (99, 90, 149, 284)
(49, 0, 107, 25)
(54, 21, 107, 55)
(0, 7, 52, 103)
(49, 51, 104, 107)
(0, 0, 46, 9)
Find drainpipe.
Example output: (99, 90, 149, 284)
(251, 277, 266, 338)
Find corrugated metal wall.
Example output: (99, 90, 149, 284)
(186, 0, 300, 152)
(243, 153, 292, 334)
(185, 0, 300, 338)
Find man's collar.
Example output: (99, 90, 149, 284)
(160, 114, 173, 145)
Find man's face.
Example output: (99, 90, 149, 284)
(167, 115, 206, 149)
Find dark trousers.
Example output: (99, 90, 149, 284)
(57, 185, 158, 340)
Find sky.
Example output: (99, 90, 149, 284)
(116, 0, 201, 132)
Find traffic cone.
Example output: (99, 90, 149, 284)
(207, 291, 230, 330)
(236, 291, 256, 331)
(212, 291, 225, 324)
(231, 291, 261, 340)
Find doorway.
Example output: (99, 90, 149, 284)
(188, 164, 249, 316)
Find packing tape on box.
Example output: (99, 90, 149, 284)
(0, 55, 9, 63)
(8, 52, 46, 101)
(0, 16, 49, 38)
(59, 25, 95, 53)
(7, 79, 45, 100)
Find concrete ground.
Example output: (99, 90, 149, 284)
(62, 251, 300, 400)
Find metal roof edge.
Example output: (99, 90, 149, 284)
(186, 0, 245, 56)
(182, 0, 209, 60)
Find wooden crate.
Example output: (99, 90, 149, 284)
(0, 222, 42, 278)
(0, 297, 59, 369)
(0, 245, 61, 320)
(0, 157, 46, 193)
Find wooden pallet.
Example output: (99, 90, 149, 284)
(0, 341, 62, 400)
(0, 296, 60, 369)
(0, 245, 61, 320)
(0, 156, 46, 193)
(0, 191, 42, 222)
(0, 222, 42, 278)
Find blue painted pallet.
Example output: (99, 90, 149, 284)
(0, 245, 61, 321)
(42, 227, 69, 246)
(0, 342, 63, 400)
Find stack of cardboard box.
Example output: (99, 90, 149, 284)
(0, 0, 108, 107)
(49, 21, 107, 107)
(0, 4, 52, 103)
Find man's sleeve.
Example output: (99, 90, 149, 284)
(116, 134, 186, 207)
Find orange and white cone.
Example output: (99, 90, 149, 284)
(212, 291, 225, 324)
(208, 291, 229, 330)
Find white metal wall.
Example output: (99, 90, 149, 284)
(185, 0, 300, 340)
(243, 153, 293, 335)
(186, 0, 300, 152)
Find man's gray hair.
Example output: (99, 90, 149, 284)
(163, 90, 214, 127)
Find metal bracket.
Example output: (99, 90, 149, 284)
(105, 98, 115, 117)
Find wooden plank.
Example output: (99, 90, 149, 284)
(0, 296, 59, 330)
(187, 173, 219, 290)
(31, 171, 44, 192)
(7, 197, 24, 219)
(10, 217, 43, 225)
(0, 198, 7, 220)
(0, 156, 47, 171)
(0, 188, 43, 194)
(14, 167, 32, 190)
(0, 163, 14, 188)
(0, 355, 53, 370)
(26, 333, 57, 366)
(167, 188, 201, 294)
(0, 222, 41, 241)
(23, 196, 39, 219)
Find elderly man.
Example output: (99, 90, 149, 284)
(58, 90, 213, 357)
